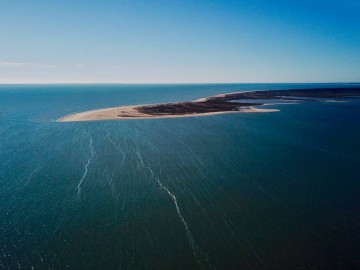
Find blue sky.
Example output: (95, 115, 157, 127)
(0, 0, 359, 83)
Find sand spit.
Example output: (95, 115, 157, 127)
(58, 105, 278, 122)
(58, 87, 360, 122)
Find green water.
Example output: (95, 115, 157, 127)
(0, 84, 359, 269)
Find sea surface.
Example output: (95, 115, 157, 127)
(0, 84, 359, 270)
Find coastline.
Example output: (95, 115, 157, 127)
(58, 105, 279, 122)
(57, 87, 360, 122)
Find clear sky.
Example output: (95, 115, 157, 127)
(0, 0, 359, 83)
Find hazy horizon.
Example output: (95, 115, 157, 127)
(1, 82, 360, 86)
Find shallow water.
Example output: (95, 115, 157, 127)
(0, 84, 359, 269)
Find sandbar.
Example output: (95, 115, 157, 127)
(58, 87, 360, 122)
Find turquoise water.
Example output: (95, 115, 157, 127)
(0, 84, 359, 269)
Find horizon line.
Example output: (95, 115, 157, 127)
(0, 82, 359, 86)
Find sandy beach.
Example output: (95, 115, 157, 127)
(57, 87, 360, 122)
(58, 105, 278, 122)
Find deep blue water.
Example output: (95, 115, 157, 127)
(0, 84, 359, 269)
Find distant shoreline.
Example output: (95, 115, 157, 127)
(58, 87, 360, 122)
(57, 106, 279, 122)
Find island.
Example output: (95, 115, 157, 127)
(58, 87, 360, 122)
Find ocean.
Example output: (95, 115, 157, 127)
(0, 84, 359, 269)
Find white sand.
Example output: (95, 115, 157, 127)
(58, 90, 281, 122)
(58, 105, 279, 122)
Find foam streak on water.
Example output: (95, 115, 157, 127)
(153, 172, 213, 269)
(136, 149, 214, 269)
(77, 136, 95, 197)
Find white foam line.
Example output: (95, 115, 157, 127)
(135, 145, 214, 267)
(24, 164, 42, 185)
(106, 130, 126, 164)
(176, 136, 207, 170)
(136, 150, 144, 166)
(147, 166, 214, 269)
(77, 137, 94, 197)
